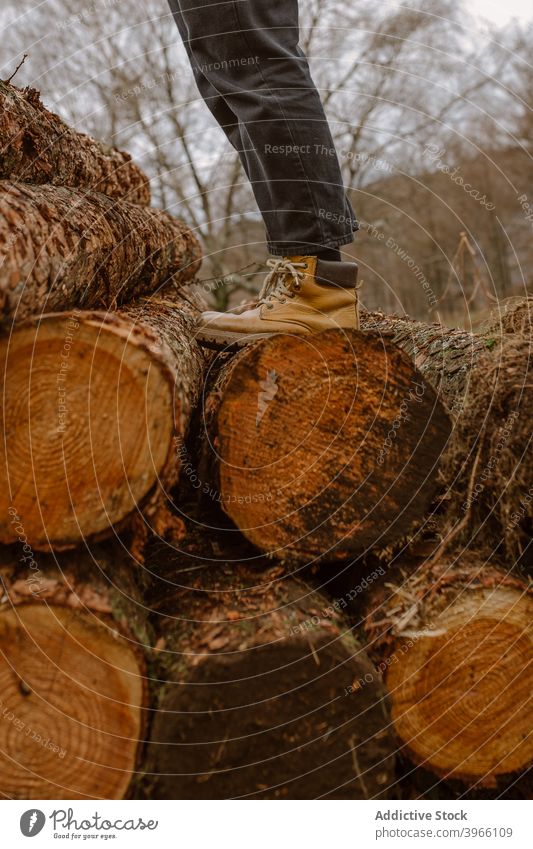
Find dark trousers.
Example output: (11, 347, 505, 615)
(168, 0, 358, 256)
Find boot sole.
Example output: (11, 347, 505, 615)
(195, 325, 361, 351)
(195, 328, 293, 351)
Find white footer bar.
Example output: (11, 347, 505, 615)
(4, 799, 530, 848)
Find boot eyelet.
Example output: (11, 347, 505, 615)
(267, 304, 274, 310)
(293, 282, 301, 291)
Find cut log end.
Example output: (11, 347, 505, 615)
(148, 636, 393, 799)
(208, 329, 451, 562)
(143, 559, 396, 799)
(0, 312, 175, 549)
(0, 604, 144, 799)
(386, 583, 533, 782)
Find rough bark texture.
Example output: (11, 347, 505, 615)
(360, 309, 489, 414)
(0, 543, 150, 799)
(141, 550, 396, 800)
(0, 293, 208, 551)
(0, 80, 150, 204)
(0, 182, 202, 322)
(361, 307, 533, 560)
(482, 295, 533, 337)
(361, 550, 533, 786)
(198, 329, 451, 564)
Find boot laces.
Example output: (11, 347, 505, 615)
(258, 258, 307, 308)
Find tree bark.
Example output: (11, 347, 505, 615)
(141, 555, 396, 799)
(360, 551, 533, 786)
(482, 295, 533, 337)
(198, 329, 451, 563)
(360, 309, 489, 414)
(361, 307, 532, 559)
(0, 294, 207, 551)
(0, 543, 150, 800)
(0, 80, 150, 205)
(0, 182, 202, 322)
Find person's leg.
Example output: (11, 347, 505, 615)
(167, 0, 250, 166)
(170, 0, 358, 256)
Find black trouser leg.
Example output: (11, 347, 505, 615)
(168, 0, 358, 255)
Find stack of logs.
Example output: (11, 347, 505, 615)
(0, 80, 531, 801)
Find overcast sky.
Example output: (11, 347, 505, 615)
(467, 0, 532, 26)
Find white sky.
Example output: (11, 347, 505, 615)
(467, 0, 532, 25)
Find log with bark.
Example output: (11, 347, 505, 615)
(361, 308, 532, 560)
(0, 80, 150, 205)
(0, 295, 207, 551)
(361, 550, 533, 786)
(482, 294, 533, 337)
(0, 543, 150, 799)
(0, 182, 201, 322)
(141, 554, 396, 799)
(360, 309, 490, 414)
(198, 329, 451, 563)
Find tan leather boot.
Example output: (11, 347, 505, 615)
(196, 255, 359, 348)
